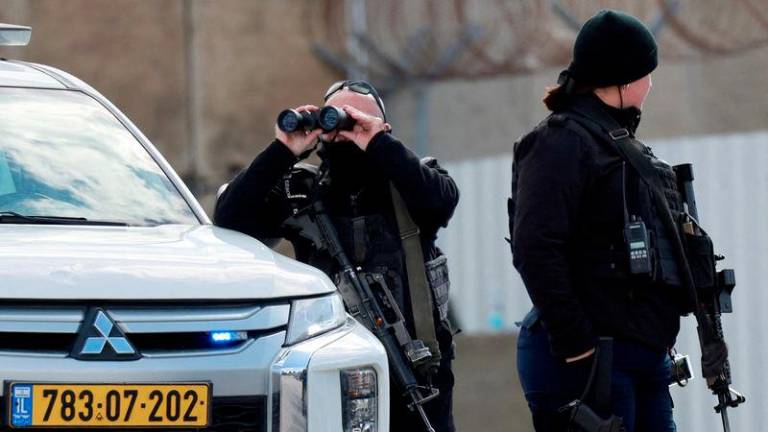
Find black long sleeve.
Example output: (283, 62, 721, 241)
(512, 126, 597, 359)
(366, 132, 459, 236)
(214, 140, 296, 244)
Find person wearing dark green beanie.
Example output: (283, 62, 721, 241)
(510, 9, 684, 432)
(544, 9, 658, 112)
(568, 9, 658, 88)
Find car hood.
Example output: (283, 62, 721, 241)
(0, 224, 335, 300)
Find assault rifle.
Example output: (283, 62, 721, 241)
(674, 164, 746, 432)
(283, 197, 440, 432)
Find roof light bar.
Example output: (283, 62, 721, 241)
(0, 24, 31, 47)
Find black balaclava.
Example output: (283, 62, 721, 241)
(317, 139, 373, 192)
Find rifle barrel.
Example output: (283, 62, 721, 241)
(720, 402, 730, 432)
(414, 401, 436, 432)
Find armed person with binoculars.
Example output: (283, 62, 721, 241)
(215, 80, 459, 432)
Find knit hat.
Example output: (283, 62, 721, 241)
(566, 9, 658, 88)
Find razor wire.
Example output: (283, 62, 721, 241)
(307, 0, 768, 82)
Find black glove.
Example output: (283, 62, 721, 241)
(697, 315, 729, 379)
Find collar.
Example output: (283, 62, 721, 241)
(564, 93, 642, 136)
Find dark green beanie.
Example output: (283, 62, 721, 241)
(567, 9, 658, 87)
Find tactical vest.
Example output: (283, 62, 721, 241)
(334, 211, 411, 313)
(282, 164, 452, 333)
(561, 113, 684, 287)
(637, 146, 684, 286)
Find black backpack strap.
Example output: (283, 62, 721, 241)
(561, 115, 658, 191)
(547, 113, 601, 156)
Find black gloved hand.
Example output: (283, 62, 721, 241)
(697, 315, 729, 379)
(701, 338, 728, 380)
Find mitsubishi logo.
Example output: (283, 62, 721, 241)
(72, 308, 140, 360)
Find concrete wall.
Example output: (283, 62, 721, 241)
(1, 0, 189, 168)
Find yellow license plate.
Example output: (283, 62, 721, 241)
(7, 383, 211, 428)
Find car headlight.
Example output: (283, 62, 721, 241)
(341, 367, 378, 432)
(286, 293, 346, 345)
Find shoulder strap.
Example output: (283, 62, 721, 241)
(389, 183, 442, 367)
(569, 115, 660, 187)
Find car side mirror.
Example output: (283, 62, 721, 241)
(0, 24, 32, 47)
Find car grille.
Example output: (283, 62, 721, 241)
(0, 302, 290, 357)
(0, 395, 267, 431)
(208, 396, 268, 432)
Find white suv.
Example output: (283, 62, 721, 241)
(0, 25, 388, 432)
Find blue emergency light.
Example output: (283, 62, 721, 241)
(210, 331, 248, 344)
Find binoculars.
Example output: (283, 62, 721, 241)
(277, 106, 355, 133)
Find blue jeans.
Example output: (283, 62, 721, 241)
(517, 320, 676, 432)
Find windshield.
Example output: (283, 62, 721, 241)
(0, 88, 198, 226)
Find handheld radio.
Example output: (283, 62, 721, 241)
(625, 216, 652, 276)
(620, 162, 653, 276)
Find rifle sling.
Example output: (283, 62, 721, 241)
(390, 183, 442, 365)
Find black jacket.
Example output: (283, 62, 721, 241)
(214, 131, 459, 338)
(511, 94, 686, 359)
